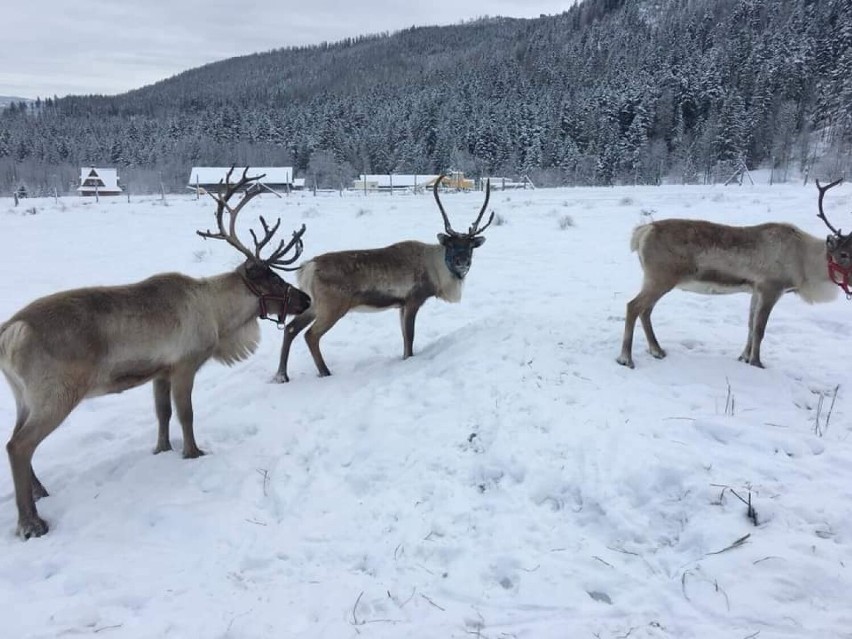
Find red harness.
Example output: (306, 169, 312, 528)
(828, 257, 852, 298)
(242, 277, 292, 328)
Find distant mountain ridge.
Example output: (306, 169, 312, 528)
(0, 96, 32, 108)
(1, 0, 850, 195)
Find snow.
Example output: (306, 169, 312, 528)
(1, 184, 851, 638)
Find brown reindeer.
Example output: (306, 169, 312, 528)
(275, 175, 493, 382)
(617, 179, 850, 369)
(0, 168, 311, 539)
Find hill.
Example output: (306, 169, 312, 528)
(0, 96, 32, 108)
(1, 0, 850, 194)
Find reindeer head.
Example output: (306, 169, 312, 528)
(433, 174, 493, 279)
(816, 178, 852, 295)
(197, 167, 311, 321)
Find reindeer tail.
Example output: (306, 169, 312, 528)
(0, 322, 10, 362)
(630, 224, 652, 253)
(297, 261, 317, 298)
(0, 321, 27, 367)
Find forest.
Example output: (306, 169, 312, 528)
(1, 0, 850, 194)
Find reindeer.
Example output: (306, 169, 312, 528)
(617, 179, 851, 369)
(0, 168, 311, 539)
(274, 175, 493, 382)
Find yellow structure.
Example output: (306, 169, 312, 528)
(439, 171, 475, 190)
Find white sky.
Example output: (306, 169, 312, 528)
(2, 1, 573, 99)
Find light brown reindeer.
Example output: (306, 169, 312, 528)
(617, 179, 851, 369)
(275, 175, 493, 382)
(0, 168, 311, 539)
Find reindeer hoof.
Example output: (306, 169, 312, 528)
(738, 355, 765, 368)
(153, 441, 173, 454)
(650, 348, 667, 360)
(271, 372, 290, 384)
(17, 515, 49, 540)
(615, 356, 635, 369)
(183, 447, 206, 459)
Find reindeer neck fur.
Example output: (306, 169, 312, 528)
(202, 271, 263, 364)
(203, 271, 261, 330)
(798, 231, 838, 303)
(424, 242, 465, 303)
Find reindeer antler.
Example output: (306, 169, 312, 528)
(265, 223, 306, 271)
(432, 174, 455, 235)
(467, 178, 494, 236)
(432, 174, 494, 238)
(816, 178, 844, 236)
(197, 166, 305, 268)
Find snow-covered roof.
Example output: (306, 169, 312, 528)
(356, 174, 440, 188)
(79, 167, 118, 181)
(188, 167, 293, 186)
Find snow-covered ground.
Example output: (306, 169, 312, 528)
(1, 184, 851, 638)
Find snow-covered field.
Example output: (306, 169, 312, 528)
(1, 184, 851, 639)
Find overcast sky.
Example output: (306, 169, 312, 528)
(2, 1, 573, 99)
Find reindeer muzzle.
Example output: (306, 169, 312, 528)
(443, 246, 472, 280)
(258, 290, 293, 328)
(828, 257, 852, 298)
(241, 270, 307, 327)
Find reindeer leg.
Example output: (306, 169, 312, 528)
(15, 420, 49, 501)
(738, 291, 758, 363)
(7, 377, 47, 500)
(617, 280, 674, 368)
(640, 304, 666, 359)
(8, 397, 79, 539)
(274, 310, 316, 383)
(617, 293, 642, 368)
(746, 285, 783, 369)
(171, 364, 205, 459)
(304, 308, 345, 378)
(30, 469, 49, 501)
(153, 377, 173, 454)
(401, 301, 423, 359)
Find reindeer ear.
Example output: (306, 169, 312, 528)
(437, 233, 450, 246)
(471, 236, 486, 248)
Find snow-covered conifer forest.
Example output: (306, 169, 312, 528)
(1, 0, 851, 194)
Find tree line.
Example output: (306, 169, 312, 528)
(1, 0, 850, 195)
